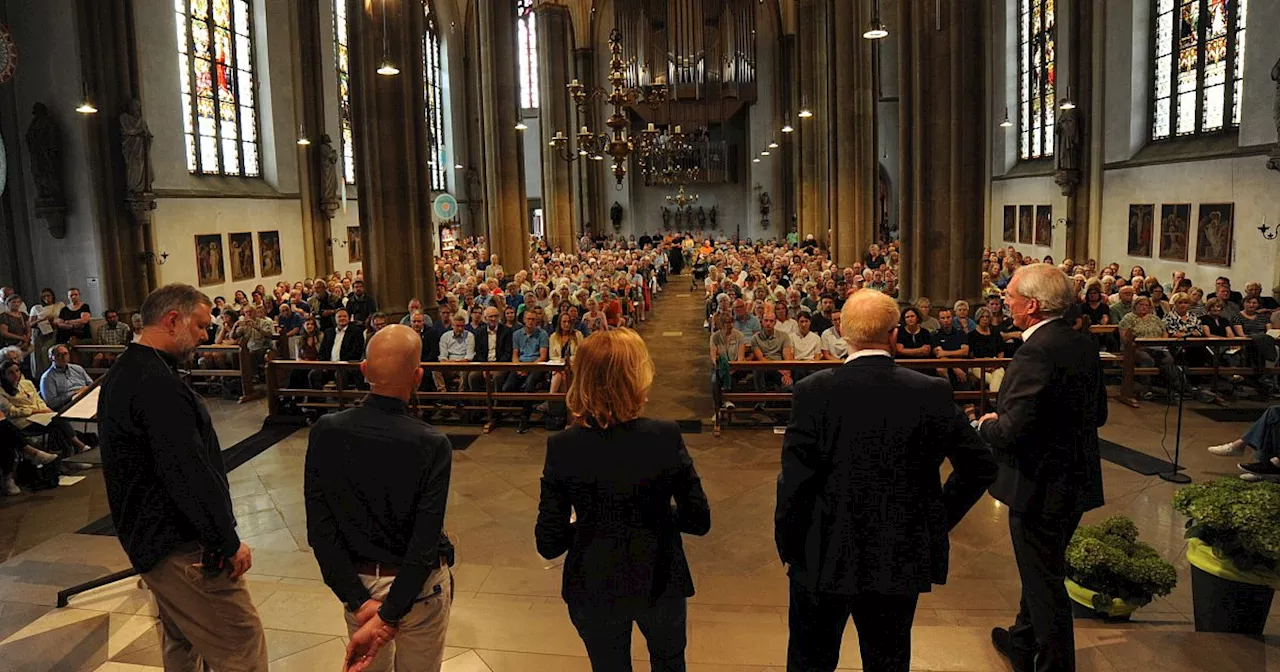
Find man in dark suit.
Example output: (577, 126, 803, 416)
(309, 309, 365, 390)
(468, 306, 512, 393)
(978, 264, 1107, 672)
(776, 290, 997, 672)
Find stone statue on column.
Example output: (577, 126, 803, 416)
(120, 99, 157, 228)
(318, 134, 341, 218)
(661, 206, 670, 230)
(1054, 107, 1082, 197)
(1268, 56, 1280, 172)
(610, 201, 623, 230)
(709, 205, 718, 229)
(25, 103, 67, 239)
(697, 206, 707, 229)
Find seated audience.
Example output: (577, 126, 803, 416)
(0, 359, 89, 456)
(55, 288, 92, 344)
(94, 309, 132, 368)
(1119, 296, 1182, 399)
(751, 311, 794, 393)
(896, 307, 933, 359)
(709, 313, 747, 410)
(505, 311, 550, 434)
(1206, 405, 1280, 480)
(39, 344, 93, 410)
(914, 297, 940, 332)
(820, 313, 849, 361)
(932, 308, 970, 386)
(438, 313, 475, 393)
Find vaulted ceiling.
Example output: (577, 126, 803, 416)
(439, 0, 794, 48)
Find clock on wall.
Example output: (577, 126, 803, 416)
(0, 24, 16, 84)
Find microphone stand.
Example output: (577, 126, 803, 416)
(1159, 335, 1192, 484)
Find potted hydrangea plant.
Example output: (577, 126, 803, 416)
(1065, 515, 1177, 621)
(1172, 478, 1280, 634)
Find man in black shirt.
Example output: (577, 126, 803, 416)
(306, 325, 454, 670)
(99, 284, 267, 671)
(346, 280, 378, 328)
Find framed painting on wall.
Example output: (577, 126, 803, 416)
(1127, 204, 1154, 257)
(258, 230, 282, 277)
(194, 234, 225, 287)
(1018, 205, 1033, 244)
(1196, 203, 1234, 267)
(228, 232, 256, 281)
(1159, 204, 1191, 261)
(1002, 205, 1016, 243)
(347, 226, 363, 263)
(1034, 205, 1053, 247)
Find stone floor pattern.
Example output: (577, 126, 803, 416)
(0, 283, 1276, 671)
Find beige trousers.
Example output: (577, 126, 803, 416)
(345, 565, 453, 672)
(140, 547, 269, 672)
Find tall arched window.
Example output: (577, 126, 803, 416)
(516, 0, 539, 109)
(424, 1, 446, 191)
(176, 0, 261, 176)
(333, 0, 356, 184)
(1151, 0, 1248, 140)
(1017, 0, 1055, 160)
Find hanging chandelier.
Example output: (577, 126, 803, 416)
(549, 28, 667, 188)
(665, 184, 699, 208)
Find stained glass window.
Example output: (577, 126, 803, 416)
(517, 0, 539, 109)
(1152, 0, 1247, 140)
(423, 1, 446, 191)
(1018, 0, 1055, 160)
(333, 0, 355, 184)
(176, 0, 260, 177)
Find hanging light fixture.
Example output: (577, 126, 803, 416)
(798, 108, 814, 119)
(75, 81, 98, 115)
(1060, 85, 1076, 110)
(752, 157, 761, 163)
(761, 150, 771, 156)
(781, 122, 794, 133)
(768, 138, 779, 149)
(453, 163, 463, 169)
(515, 121, 528, 131)
(863, 0, 888, 39)
(296, 123, 311, 145)
(377, 0, 399, 76)
(999, 107, 1013, 128)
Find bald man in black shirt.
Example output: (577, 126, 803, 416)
(306, 325, 454, 672)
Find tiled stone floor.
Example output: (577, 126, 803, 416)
(0, 282, 1276, 671)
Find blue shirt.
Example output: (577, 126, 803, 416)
(513, 327, 549, 362)
(277, 312, 304, 335)
(734, 315, 762, 340)
(40, 363, 94, 409)
(932, 326, 968, 354)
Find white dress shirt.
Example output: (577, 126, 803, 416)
(329, 326, 346, 361)
(1019, 316, 1060, 343)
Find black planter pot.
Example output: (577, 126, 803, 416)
(1190, 565, 1275, 635)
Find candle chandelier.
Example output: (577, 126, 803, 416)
(549, 28, 668, 188)
(665, 184, 699, 208)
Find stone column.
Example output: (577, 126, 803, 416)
(477, 0, 530, 274)
(794, 0, 818, 244)
(1062, 0, 1094, 264)
(812, 0, 833, 248)
(829, 0, 877, 267)
(897, 0, 986, 304)
(778, 33, 797, 239)
(536, 4, 576, 253)
(349, 0, 436, 312)
(295, 0, 334, 277)
(574, 48, 602, 236)
(76, 0, 155, 311)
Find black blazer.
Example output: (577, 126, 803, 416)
(318, 326, 365, 362)
(775, 355, 997, 595)
(979, 319, 1107, 515)
(536, 418, 711, 606)
(471, 325, 513, 364)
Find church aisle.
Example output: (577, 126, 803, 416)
(630, 277, 716, 422)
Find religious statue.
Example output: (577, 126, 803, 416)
(318, 134, 341, 217)
(1054, 107, 1082, 196)
(661, 206, 671, 230)
(610, 201, 623, 230)
(709, 205, 718, 229)
(120, 99, 157, 228)
(25, 102, 67, 238)
(697, 206, 707, 228)
(1268, 56, 1280, 172)
(120, 99, 153, 196)
(759, 191, 772, 218)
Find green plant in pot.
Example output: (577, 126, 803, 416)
(1172, 477, 1280, 635)
(1065, 515, 1177, 621)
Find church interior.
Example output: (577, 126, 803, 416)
(0, 0, 1278, 669)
